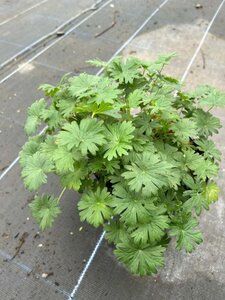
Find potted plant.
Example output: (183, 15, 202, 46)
(19, 54, 224, 276)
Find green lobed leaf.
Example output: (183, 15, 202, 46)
(24, 99, 46, 135)
(87, 58, 108, 68)
(134, 113, 161, 136)
(115, 241, 166, 276)
(52, 147, 77, 173)
(78, 187, 113, 227)
(192, 109, 221, 137)
(170, 118, 197, 143)
(19, 136, 43, 167)
(108, 57, 140, 84)
(39, 84, 60, 97)
(156, 52, 177, 66)
(131, 213, 170, 244)
(128, 90, 143, 108)
(29, 195, 61, 230)
(40, 136, 58, 157)
(56, 118, 106, 155)
(111, 184, 156, 225)
(40, 106, 63, 130)
(149, 95, 173, 115)
(192, 85, 225, 107)
(69, 73, 100, 98)
(195, 139, 221, 161)
(193, 159, 219, 180)
(89, 77, 121, 105)
(56, 96, 76, 118)
(183, 190, 209, 215)
(170, 215, 203, 252)
(60, 160, 88, 191)
(203, 181, 220, 204)
(122, 151, 175, 196)
(145, 52, 176, 72)
(154, 141, 182, 166)
(103, 121, 135, 160)
(21, 152, 54, 191)
(104, 220, 129, 244)
(182, 149, 219, 180)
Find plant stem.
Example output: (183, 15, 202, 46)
(207, 106, 214, 112)
(57, 187, 66, 203)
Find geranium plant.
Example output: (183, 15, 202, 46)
(19, 54, 225, 276)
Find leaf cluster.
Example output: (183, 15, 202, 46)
(20, 54, 224, 276)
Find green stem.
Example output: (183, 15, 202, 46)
(57, 187, 66, 203)
(159, 64, 165, 74)
(206, 106, 214, 112)
(127, 107, 132, 120)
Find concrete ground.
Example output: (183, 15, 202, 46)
(0, 0, 225, 299)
